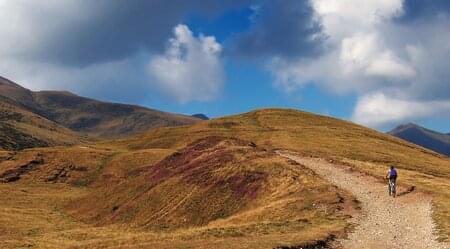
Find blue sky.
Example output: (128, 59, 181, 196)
(143, 59, 357, 121)
(0, 1, 449, 132)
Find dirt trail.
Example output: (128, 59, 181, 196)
(279, 152, 449, 249)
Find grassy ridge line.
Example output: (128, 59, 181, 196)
(107, 109, 449, 177)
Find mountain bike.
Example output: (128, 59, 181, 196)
(388, 178, 396, 197)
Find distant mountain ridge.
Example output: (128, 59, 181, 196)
(0, 76, 201, 149)
(191, 113, 209, 120)
(388, 123, 450, 157)
(0, 94, 82, 150)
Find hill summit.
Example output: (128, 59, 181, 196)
(389, 123, 450, 157)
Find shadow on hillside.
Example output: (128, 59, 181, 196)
(275, 234, 336, 249)
(397, 186, 416, 197)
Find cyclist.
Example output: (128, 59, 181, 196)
(386, 166, 398, 197)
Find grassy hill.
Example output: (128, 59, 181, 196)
(0, 76, 201, 140)
(66, 137, 355, 246)
(31, 91, 200, 138)
(105, 108, 450, 240)
(0, 108, 449, 247)
(110, 109, 449, 176)
(0, 137, 356, 248)
(0, 95, 83, 150)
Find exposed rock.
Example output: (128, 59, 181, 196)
(0, 156, 44, 182)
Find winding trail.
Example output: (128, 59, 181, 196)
(279, 152, 449, 249)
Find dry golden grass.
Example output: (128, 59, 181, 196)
(0, 146, 113, 185)
(104, 108, 450, 240)
(1, 108, 449, 247)
(67, 138, 355, 246)
(0, 138, 355, 248)
(0, 181, 345, 248)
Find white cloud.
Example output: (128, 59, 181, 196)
(352, 92, 450, 127)
(267, 0, 450, 127)
(147, 24, 224, 103)
(340, 33, 415, 79)
(312, 0, 403, 40)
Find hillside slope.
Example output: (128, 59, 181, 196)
(0, 137, 356, 248)
(106, 108, 450, 240)
(389, 123, 450, 157)
(1, 108, 449, 247)
(0, 76, 201, 138)
(111, 109, 449, 176)
(0, 95, 82, 150)
(69, 137, 353, 233)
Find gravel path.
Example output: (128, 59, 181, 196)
(279, 152, 449, 249)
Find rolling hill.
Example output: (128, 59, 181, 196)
(103, 108, 450, 240)
(0, 76, 202, 149)
(389, 123, 450, 157)
(0, 76, 201, 138)
(0, 94, 83, 150)
(1, 108, 449, 248)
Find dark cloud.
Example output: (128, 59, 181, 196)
(6, 0, 249, 67)
(233, 0, 325, 59)
(396, 0, 450, 22)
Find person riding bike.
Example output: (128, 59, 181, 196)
(386, 166, 398, 197)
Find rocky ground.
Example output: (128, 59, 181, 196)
(280, 152, 450, 249)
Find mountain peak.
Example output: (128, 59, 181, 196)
(389, 123, 422, 134)
(191, 113, 209, 120)
(388, 123, 450, 156)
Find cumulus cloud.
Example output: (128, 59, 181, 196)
(353, 92, 450, 127)
(241, 0, 450, 127)
(147, 24, 224, 103)
(339, 32, 415, 79)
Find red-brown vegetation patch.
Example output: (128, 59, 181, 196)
(66, 137, 272, 229)
(64, 135, 356, 249)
